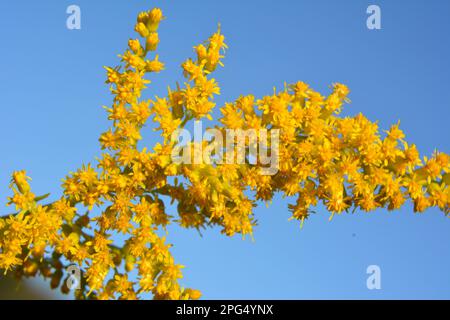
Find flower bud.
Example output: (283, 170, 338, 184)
(135, 22, 149, 37)
(23, 260, 39, 276)
(61, 279, 70, 294)
(185, 288, 202, 300)
(50, 270, 63, 289)
(128, 39, 142, 54)
(146, 32, 159, 51)
(147, 8, 163, 32)
(12, 170, 30, 193)
(125, 255, 135, 272)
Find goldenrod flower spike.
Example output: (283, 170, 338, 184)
(0, 7, 448, 299)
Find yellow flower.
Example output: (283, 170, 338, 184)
(1, 6, 448, 300)
(56, 232, 80, 256)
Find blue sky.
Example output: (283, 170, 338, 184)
(0, 0, 449, 299)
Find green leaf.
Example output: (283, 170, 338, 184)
(34, 193, 50, 202)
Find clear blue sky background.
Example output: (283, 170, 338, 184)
(0, 0, 449, 299)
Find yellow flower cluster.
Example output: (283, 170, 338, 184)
(0, 7, 448, 299)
